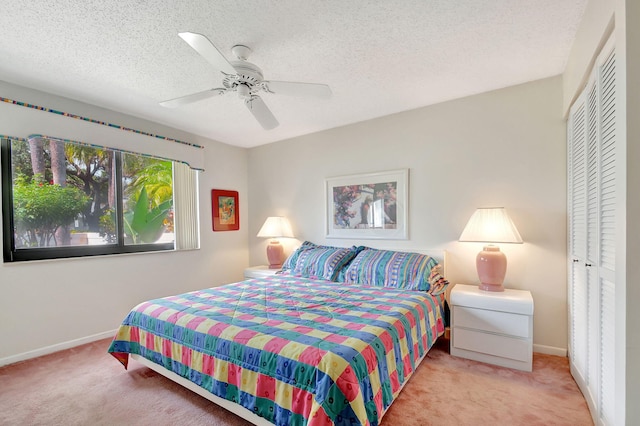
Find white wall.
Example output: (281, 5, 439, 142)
(247, 76, 568, 353)
(0, 81, 250, 363)
(623, 0, 640, 418)
(619, 0, 640, 423)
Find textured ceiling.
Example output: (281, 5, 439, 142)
(0, 1, 587, 148)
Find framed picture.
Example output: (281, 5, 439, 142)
(325, 169, 408, 239)
(211, 189, 239, 231)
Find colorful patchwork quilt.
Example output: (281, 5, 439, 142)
(108, 275, 445, 425)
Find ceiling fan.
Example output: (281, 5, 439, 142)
(160, 32, 332, 130)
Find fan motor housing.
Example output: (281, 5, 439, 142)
(224, 60, 264, 97)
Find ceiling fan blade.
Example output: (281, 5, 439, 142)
(245, 96, 279, 130)
(178, 32, 237, 75)
(159, 88, 227, 108)
(265, 81, 332, 99)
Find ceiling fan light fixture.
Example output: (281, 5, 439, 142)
(237, 83, 251, 99)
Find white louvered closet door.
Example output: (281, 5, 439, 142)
(568, 92, 587, 382)
(597, 44, 616, 426)
(567, 35, 616, 426)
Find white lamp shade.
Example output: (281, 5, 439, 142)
(257, 216, 294, 238)
(459, 207, 523, 244)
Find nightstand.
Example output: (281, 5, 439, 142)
(244, 265, 281, 279)
(450, 284, 534, 371)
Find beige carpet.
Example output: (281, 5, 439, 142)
(0, 337, 592, 425)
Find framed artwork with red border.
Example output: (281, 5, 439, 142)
(211, 189, 239, 231)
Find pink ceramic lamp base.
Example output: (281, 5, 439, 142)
(266, 240, 284, 269)
(476, 245, 507, 292)
(479, 282, 505, 292)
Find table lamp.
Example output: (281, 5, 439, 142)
(257, 216, 294, 269)
(459, 207, 523, 291)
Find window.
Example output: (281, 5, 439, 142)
(1, 136, 195, 262)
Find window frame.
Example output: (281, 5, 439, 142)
(1, 138, 174, 262)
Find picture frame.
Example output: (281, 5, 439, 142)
(325, 169, 409, 239)
(211, 189, 239, 231)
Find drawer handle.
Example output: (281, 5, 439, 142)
(585, 263, 592, 267)
(572, 259, 579, 263)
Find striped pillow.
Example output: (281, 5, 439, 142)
(282, 242, 363, 281)
(281, 240, 317, 272)
(343, 248, 448, 294)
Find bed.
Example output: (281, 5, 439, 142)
(108, 244, 449, 426)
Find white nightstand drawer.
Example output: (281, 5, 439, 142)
(452, 328, 532, 362)
(453, 306, 530, 338)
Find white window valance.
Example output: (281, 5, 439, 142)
(0, 98, 205, 171)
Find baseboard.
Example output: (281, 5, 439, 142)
(533, 343, 567, 357)
(0, 329, 117, 367)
